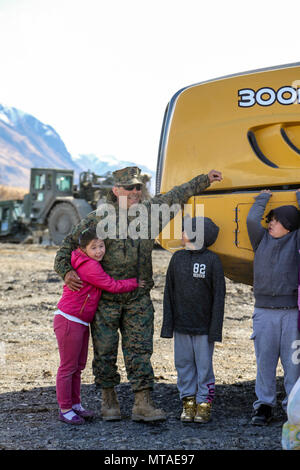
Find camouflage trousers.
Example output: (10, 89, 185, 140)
(90, 294, 155, 392)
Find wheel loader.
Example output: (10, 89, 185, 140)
(155, 62, 300, 285)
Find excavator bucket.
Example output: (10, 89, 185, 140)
(156, 62, 300, 285)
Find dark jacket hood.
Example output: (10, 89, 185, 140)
(183, 216, 219, 249)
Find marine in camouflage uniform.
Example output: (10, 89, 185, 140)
(54, 166, 220, 421)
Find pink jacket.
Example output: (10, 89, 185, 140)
(57, 248, 139, 323)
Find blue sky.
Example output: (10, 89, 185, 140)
(0, 0, 299, 170)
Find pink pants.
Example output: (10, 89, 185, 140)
(53, 314, 90, 410)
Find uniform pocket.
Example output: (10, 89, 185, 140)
(141, 300, 155, 324)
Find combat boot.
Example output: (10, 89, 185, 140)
(131, 389, 166, 422)
(180, 396, 196, 422)
(194, 402, 212, 423)
(101, 387, 121, 421)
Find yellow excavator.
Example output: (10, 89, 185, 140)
(155, 62, 300, 285)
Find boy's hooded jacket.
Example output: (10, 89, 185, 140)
(247, 192, 300, 309)
(160, 217, 225, 343)
(57, 248, 138, 323)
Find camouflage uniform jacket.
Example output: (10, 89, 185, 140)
(54, 174, 210, 303)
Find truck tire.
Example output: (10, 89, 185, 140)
(48, 203, 81, 245)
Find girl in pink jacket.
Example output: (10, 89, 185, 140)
(54, 227, 143, 425)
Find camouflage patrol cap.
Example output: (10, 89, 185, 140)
(113, 166, 144, 187)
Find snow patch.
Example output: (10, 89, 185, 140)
(0, 112, 10, 125)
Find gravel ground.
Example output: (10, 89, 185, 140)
(0, 244, 289, 454)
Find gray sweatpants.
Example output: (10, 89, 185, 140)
(174, 332, 215, 404)
(251, 307, 300, 411)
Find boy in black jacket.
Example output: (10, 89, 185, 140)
(161, 216, 225, 423)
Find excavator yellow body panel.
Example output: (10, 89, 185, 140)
(156, 63, 300, 284)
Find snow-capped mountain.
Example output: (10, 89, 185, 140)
(73, 153, 156, 193)
(0, 104, 81, 188)
(0, 104, 155, 192)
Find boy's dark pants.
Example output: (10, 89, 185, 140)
(91, 294, 155, 392)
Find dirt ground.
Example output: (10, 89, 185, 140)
(0, 244, 288, 452)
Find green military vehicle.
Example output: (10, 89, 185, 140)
(0, 199, 29, 242)
(0, 168, 114, 245)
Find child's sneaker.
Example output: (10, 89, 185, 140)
(194, 402, 212, 423)
(72, 404, 95, 420)
(180, 396, 196, 422)
(59, 410, 85, 425)
(251, 404, 273, 426)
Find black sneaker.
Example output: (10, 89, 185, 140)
(251, 404, 273, 426)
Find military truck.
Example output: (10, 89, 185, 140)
(156, 62, 300, 285)
(0, 199, 29, 242)
(0, 168, 114, 245)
